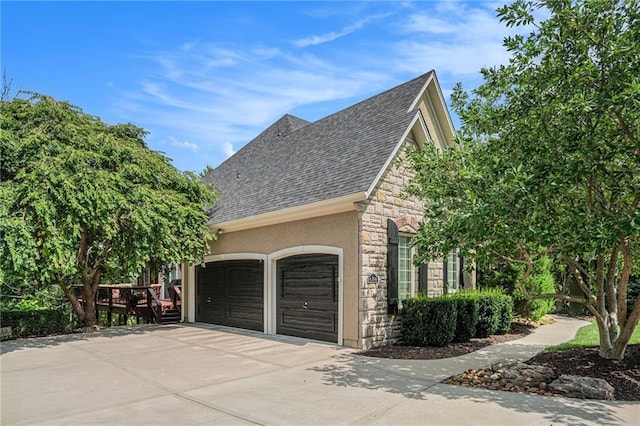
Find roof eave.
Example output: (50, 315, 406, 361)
(209, 191, 367, 233)
(408, 71, 456, 147)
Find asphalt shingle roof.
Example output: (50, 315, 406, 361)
(205, 71, 432, 225)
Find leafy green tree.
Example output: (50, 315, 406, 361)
(406, 0, 639, 359)
(1, 93, 216, 327)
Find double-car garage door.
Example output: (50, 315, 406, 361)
(196, 254, 338, 343)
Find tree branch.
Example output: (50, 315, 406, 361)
(564, 256, 594, 301)
(618, 238, 632, 327)
(613, 109, 635, 145)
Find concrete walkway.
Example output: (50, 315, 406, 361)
(1, 316, 638, 425)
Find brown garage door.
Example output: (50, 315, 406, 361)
(196, 260, 264, 331)
(276, 254, 338, 343)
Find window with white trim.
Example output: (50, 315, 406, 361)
(398, 235, 416, 302)
(398, 234, 432, 301)
(445, 249, 461, 292)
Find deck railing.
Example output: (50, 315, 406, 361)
(169, 285, 182, 314)
(73, 285, 165, 325)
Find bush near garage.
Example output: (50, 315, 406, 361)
(495, 292, 514, 335)
(401, 290, 513, 346)
(475, 291, 502, 338)
(401, 296, 457, 346)
(450, 292, 479, 342)
(1, 304, 72, 338)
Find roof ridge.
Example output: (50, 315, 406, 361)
(305, 71, 433, 127)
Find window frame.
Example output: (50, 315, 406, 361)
(444, 249, 461, 293)
(397, 234, 417, 304)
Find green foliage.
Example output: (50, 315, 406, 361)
(406, 0, 640, 358)
(1, 279, 67, 312)
(401, 297, 457, 346)
(495, 293, 514, 335)
(475, 292, 502, 338)
(450, 293, 479, 343)
(401, 298, 427, 346)
(479, 261, 521, 293)
(402, 291, 513, 345)
(0, 93, 217, 326)
(1, 307, 72, 337)
(480, 257, 555, 321)
(513, 258, 555, 321)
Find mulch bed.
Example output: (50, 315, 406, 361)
(526, 345, 640, 401)
(357, 319, 640, 401)
(357, 322, 536, 360)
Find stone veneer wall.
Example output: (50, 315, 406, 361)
(358, 134, 445, 349)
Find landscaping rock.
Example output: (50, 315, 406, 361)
(549, 375, 615, 400)
(1, 326, 13, 341)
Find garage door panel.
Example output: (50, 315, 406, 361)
(276, 254, 338, 343)
(196, 260, 264, 332)
(279, 310, 337, 332)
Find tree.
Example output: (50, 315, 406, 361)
(406, 0, 639, 359)
(1, 93, 217, 327)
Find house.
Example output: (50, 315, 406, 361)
(181, 71, 475, 349)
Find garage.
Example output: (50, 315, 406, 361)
(276, 254, 339, 343)
(196, 259, 264, 331)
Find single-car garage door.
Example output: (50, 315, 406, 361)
(276, 254, 338, 343)
(196, 260, 264, 331)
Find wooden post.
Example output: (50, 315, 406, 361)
(108, 287, 113, 325)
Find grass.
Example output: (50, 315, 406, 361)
(545, 320, 640, 352)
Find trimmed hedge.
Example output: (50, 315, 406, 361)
(475, 293, 501, 337)
(451, 293, 479, 343)
(401, 290, 514, 346)
(1, 308, 71, 338)
(495, 294, 514, 335)
(401, 297, 457, 346)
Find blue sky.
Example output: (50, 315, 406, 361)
(2, 1, 524, 173)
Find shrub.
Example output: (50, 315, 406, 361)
(401, 298, 427, 346)
(480, 257, 556, 321)
(513, 257, 555, 321)
(424, 298, 457, 346)
(475, 291, 501, 338)
(1, 307, 71, 338)
(451, 293, 479, 342)
(401, 297, 457, 346)
(495, 293, 514, 335)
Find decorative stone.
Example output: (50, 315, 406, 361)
(549, 375, 615, 400)
(1, 326, 13, 340)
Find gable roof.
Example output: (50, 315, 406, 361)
(205, 71, 449, 229)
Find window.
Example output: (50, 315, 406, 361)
(398, 236, 414, 302)
(387, 220, 428, 312)
(445, 249, 461, 292)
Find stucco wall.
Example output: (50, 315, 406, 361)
(358, 134, 445, 349)
(188, 210, 360, 348)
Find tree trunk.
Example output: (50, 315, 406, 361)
(83, 284, 96, 328)
(60, 283, 87, 327)
(610, 296, 640, 360)
(595, 314, 615, 358)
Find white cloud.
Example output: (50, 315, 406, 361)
(222, 142, 236, 158)
(169, 136, 199, 152)
(292, 13, 390, 48)
(111, 1, 535, 172)
(394, 2, 536, 79)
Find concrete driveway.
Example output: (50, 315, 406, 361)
(1, 318, 638, 425)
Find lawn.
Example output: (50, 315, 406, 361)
(545, 320, 640, 352)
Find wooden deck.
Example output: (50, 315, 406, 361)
(74, 284, 182, 325)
